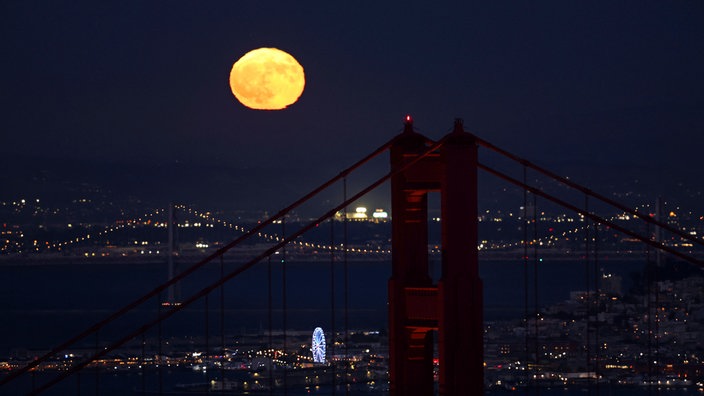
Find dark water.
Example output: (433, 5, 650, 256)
(0, 255, 690, 395)
(0, 257, 648, 353)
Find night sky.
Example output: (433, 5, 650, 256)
(2, 1, 703, 210)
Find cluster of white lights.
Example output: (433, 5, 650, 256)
(180, 205, 391, 255)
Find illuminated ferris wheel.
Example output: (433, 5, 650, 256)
(312, 327, 326, 363)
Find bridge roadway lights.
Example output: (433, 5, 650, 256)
(389, 118, 483, 396)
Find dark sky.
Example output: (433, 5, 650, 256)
(2, 1, 703, 209)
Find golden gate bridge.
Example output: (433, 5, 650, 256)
(1, 117, 703, 395)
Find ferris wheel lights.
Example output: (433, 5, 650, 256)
(312, 327, 326, 364)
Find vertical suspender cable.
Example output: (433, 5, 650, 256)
(220, 255, 225, 390)
(330, 217, 337, 394)
(646, 222, 653, 395)
(585, 194, 592, 392)
(158, 292, 163, 396)
(343, 175, 350, 395)
(532, 193, 539, 395)
(585, 195, 592, 393)
(594, 223, 600, 395)
(282, 218, 288, 396)
(140, 332, 146, 393)
(31, 357, 36, 393)
(523, 164, 530, 385)
(205, 292, 210, 394)
(267, 255, 273, 395)
(94, 330, 100, 395)
(654, 231, 660, 396)
(654, 199, 661, 396)
(522, 165, 531, 390)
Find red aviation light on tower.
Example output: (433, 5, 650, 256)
(403, 114, 414, 133)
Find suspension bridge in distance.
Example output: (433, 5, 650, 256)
(2, 117, 703, 395)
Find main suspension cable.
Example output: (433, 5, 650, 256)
(26, 135, 449, 395)
(477, 162, 704, 267)
(1, 135, 399, 387)
(472, 135, 704, 248)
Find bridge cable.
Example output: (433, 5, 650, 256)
(585, 195, 592, 393)
(523, 165, 531, 390)
(533, 192, 540, 395)
(330, 216, 337, 394)
(219, 255, 225, 392)
(594, 220, 600, 395)
(472, 135, 704, 249)
(158, 291, 163, 396)
(477, 163, 704, 267)
(649, 219, 662, 396)
(343, 175, 350, 395)
(655, 200, 662, 396)
(282, 217, 288, 396)
(31, 357, 36, 393)
(646, 222, 653, 395)
(205, 287, 210, 393)
(267, 254, 273, 395)
(654, 237, 661, 396)
(140, 332, 146, 394)
(0, 136, 399, 388)
(95, 330, 100, 395)
(23, 136, 448, 395)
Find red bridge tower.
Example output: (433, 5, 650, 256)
(388, 117, 483, 395)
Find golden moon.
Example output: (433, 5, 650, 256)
(229, 47, 305, 110)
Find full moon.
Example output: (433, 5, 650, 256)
(229, 47, 305, 110)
